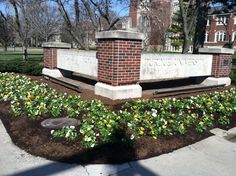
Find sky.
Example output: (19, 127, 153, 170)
(0, 2, 11, 14)
(112, 0, 130, 16)
(0, 1, 129, 16)
(0, 4, 6, 11)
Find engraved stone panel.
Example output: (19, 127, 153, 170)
(140, 54, 213, 80)
(57, 49, 98, 78)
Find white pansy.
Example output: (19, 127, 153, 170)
(65, 131, 70, 138)
(128, 122, 132, 127)
(70, 126, 75, 129)
(152, 112, 157, 117)
(79, 129, 84, 134)
(151, 108, 157, 113)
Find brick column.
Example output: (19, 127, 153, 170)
(42, 42, 71, 78)
(211, 54, 232, 78)
(43, 47, 57, 69)
(95, 30, 144, 100)
(199, 48, 234, 86)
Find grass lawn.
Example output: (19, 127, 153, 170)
(0, 47, 43, 61)
(0, 47, 44, 75)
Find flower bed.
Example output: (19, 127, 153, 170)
(0, 73, 236, 148)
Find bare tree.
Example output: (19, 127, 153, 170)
(53, 0, 122, 49)
(27, 1, 62, 43)
(149, 1, 172, 51)
(0, 11, 14, 51)
(192, 0, 208, 53)
(54, 0, 88, 49)
(179, 0, 197, 53)
(7, 0, 62, 48)
(9, 0, 32, 50)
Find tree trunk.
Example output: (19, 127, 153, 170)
(193, 0, 208, 54)
(182, 36, 190, 54)
(74, 0, 80, 27)
(22, 40, 28, 61)
(4, 43, 7, 51)
(36, 36, 38, 47)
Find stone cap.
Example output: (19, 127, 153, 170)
(199, 47, 234, 55)
(42, 42, 71, 49)
(96, 30, 145, 41)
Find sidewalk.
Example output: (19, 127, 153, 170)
(0, 120, 236, 176)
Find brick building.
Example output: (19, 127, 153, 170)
(204, 7, 236, 49)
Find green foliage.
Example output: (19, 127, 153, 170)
(168, 11, 184, 50)
(1, 73, 236, 148)
(51, 126, 78, 140)
(0, 61, 43, 76)
(230, 57, 236, 85)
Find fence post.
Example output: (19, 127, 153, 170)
(199, 48, 234, 86)
(95, 30, 144, 100)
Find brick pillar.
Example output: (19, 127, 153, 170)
(199, 48, 234, 86)
(211, 54, 232, 78)
(42, 42, 71, 77)
(95, 30, 144, 100)
(43, 47, 57, 69)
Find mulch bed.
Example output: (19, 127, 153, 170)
(0, 75, 236, 164)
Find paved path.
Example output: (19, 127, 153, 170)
(0, 121, 236, 176)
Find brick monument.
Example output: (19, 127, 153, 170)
(42, 42, 71, 77)
(95, 30, 144, 99)
(199, 48, 234, 86)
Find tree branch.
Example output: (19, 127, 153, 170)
(81, 0, 98, 28)
(56, 0, 87, 49)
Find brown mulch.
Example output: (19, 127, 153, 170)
(0, 75, 236, 164)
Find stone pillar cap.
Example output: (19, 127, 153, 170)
(199, 47, 234, 54)
(96, 30, 145, 40)
(42, 42, 71, 49)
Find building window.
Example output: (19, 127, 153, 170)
(205, 32, 209, 42)
(216, 16, 227, 25)
(215, 31, 227, 42)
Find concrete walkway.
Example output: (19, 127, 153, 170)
(0, 121, 236, 176)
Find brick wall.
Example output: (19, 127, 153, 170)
(211, 54, 232, 77)
(97, 39, 142, 86)
(44, 48, 57, 69)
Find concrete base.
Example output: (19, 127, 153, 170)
(95, 82, 142, 100)
(201, 77, 231, 86)
(42, 68, 63, 78)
